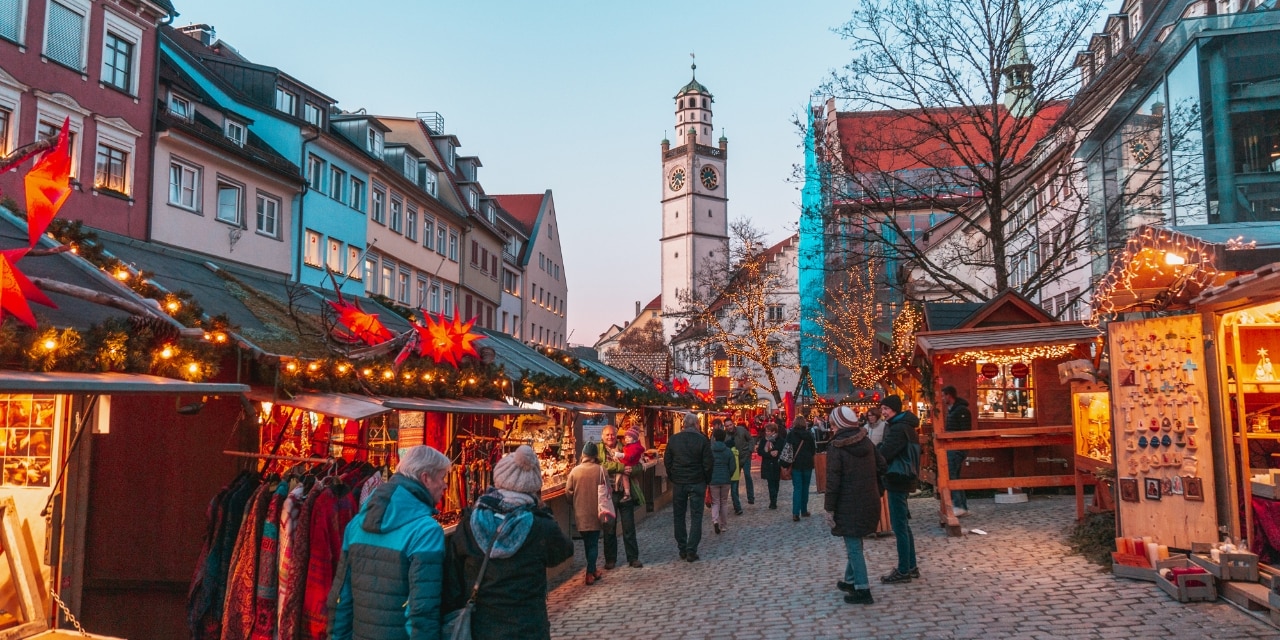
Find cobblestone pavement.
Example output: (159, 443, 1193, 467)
(547, 474, 1280, 639)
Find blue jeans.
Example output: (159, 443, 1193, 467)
(947, 450, 968, 510)
(730, 480, 742, 512)
(887, 490, 917, 573)
(672, 482, 706, 555)
(843, 535, 869, 588)
(740, 450, 755, 502)
(581, 530, 600, 574)
(791, 468, 812, 515)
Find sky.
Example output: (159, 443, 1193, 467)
(176, 0, 857, 346)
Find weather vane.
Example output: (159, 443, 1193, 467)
(690, 52, 696, 73)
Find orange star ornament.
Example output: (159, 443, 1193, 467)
(24, 118, 72, 248)
(416, 312, 483, 368)
(0, 249, 56, 328)
(326, 297, 392, 345)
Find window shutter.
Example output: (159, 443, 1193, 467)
(0, 0, 21, 42)
(46, 2, 84, 69)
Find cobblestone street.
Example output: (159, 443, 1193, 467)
(547, 476, 1280, 639)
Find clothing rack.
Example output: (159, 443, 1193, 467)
(222, 450, 334, 464)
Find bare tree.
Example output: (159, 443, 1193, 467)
(814, 259, 883, 388)
(811, 0, 1105, 305)
(672, 219, 798, 404)
(604, 317, 671, 380)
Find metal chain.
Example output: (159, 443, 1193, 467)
(48, 588, 87, 634)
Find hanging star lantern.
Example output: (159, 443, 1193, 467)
(326, 296, 392, 346)
(672, 378, 691, 395)
(416, 312, 483, 368)
(0, 249, 56, 328)
(23, 118, 73, 248)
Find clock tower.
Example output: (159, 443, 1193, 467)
(660, 62, 729, 343)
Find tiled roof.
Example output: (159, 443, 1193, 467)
(923, 302, 984, 332)
(643, 294, 661, 311)
(917, 322, 1100, 354)
(492, 194, 543, 234)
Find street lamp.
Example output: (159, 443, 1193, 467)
(712, 346, 729, 400)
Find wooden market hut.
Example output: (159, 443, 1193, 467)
(917, 290, 1102, 536)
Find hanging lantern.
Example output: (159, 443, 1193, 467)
(24, 118, 72, 248)
(415, 312, 483, 368)
(327, 296, 392, 346)
(0, 249, 56, 328)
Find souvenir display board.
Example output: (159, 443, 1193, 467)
(1109, 315, 1217, 548)
(1074, 387, 1113, 464)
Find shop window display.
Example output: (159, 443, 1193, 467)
(975, 362, 1036, 419)
(0, 395, 56, 488)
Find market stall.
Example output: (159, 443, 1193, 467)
(1071, 380, 1115, 520)
(917, 291, 1100, 536)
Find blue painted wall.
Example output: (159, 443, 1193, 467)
(798, 105, 829, 395)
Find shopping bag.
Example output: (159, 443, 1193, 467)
(597, 468, 616, 526)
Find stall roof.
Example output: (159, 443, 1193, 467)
(381, 397, 542, 415)
(0, 371, 248, 394)
(916, 322, 1100, 355)
(544, 401, 625, 414)
(1191, 261, 1280, 311)
(578, 358, 647, 391)
(473, 329, 578, 378)
(245, 388, 390, 421)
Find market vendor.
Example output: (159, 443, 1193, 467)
(597, 425, 645, 569)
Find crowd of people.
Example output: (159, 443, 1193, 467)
(326, 394, 934, 638)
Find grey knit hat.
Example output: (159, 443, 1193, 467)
(829, 406, 860, 431)
(493, 445, 543, 494)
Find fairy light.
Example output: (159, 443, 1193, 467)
(165, 299, 181, 313)
(362, 368, 373, 377)
(187, 362, 200, 374)
(337, 364, 350, 374)
(382, 370, 394, 380)
(285, 361, 298, 372)
(1091, 226, 1223, 325)
(42, 339, 57, 351)
(943, 344, 1079, 365)
(160, 346, 174, 359)
(113, 269, 130, 281)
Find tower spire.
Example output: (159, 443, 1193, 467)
(1003, 0, 1035, 117)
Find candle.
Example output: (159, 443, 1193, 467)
(1147, 542, 1160, 566)
(1158, 545, 1169, 560)
(1211, 548, 1221, 563)
(1116, 537, 1127, 554)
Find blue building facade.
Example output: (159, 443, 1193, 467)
(798, 104, 830, 395)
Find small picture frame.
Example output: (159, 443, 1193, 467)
(1185, 476, 1204, 501)
(1145, 477, 1162, 501)
(1119, 477, 1139, 502)
(1170, 475, 1184, 496)
(1119, 369, 1136, 387)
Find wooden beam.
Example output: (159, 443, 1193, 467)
(947, 474, 1078, 490)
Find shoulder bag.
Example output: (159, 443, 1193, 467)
(443, 515, 511, 640)
(780, 438, 805, 481)
(885, 441, 921, 481)
(597, 466, 616, 526)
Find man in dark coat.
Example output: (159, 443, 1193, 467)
(940, 385, 973, 516)
(877, 395, 920, 585)
(729, 419, 754, 512)
(824, 406, 886, 605)
(663, 413, 713, 562)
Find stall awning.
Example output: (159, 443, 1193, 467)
(578, 359, 647, 391)
(245, 389, 390, 421)
(381, 397, 542, 415)
(473, 329, 579, 378)
(0, 371, 249, 395)
(1191, 261, 1280, 311)
(545, 401, 625, 414)
(916, 322, 1100, 355)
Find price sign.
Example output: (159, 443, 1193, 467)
(1010, 362, 1030, 379)
(980, 363, 1000, 379)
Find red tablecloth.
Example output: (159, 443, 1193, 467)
(1250, 496, 1280, 562)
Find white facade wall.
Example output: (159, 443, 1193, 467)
(523, 193, 569, 348)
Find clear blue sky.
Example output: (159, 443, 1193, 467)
(176, 0, 856, 345)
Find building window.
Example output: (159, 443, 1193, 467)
(416, 277, 428, 308)
(470, 240, 479, 266)
(381, 264, 394, 297)
(216, 181, 242, 225)
(397, 271, 410, 304)
(503, 269, 519, 295)
(0, 108, 10, 155)
(366, 128, 383, 157)
(349, 177, 365, 212)
(767, 304, 784, 322)
(389, 198, 402, 233)
(348, 246, 361, 278)
(224, 120, 245, 147)
(101, 31, 133, 91)
(274, 87, 296, 115)
(485, 204, 495, 224)
(329, 166, 345, 201)
(975, 362, 1035, 419)
(45, 0, 86, 70)
(372, 187, 386, 224)
(255, 193, 280, 238)
(406, 206, 418, 242)
(423, 168, 437, 196)
(168, 160, 200, 210)
(327, 238, 343, 273)
(467, 189, 478, 210)
(443, 287, 454, 316)
(429, 283, 441, 313)
(303, 102, 322, 126)
(93, 143, 127, 194)
(436, 225, 447, 254)
(423, 218, 434, 248)
(168, 93, 192, 120)
(448, 231, 458, 261)
(0, 0, 22, 43)
(404, 154, 417, 180)
(363, 258, 377, 291)
(491, 255, 498, 280)
(304, 230, 322, 267)
(306, 155, 324, 191)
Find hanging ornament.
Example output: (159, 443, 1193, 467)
(327, 295, 392, 346)
(416, 312, 483, 368)
(23, 118, 73, 248)
(0, 249, 56, 328)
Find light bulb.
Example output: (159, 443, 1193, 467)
(161, 346, 174, 359)
(42, 339, 56, 350)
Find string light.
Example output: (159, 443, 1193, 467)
(187, 362, 200, 374)
(285, 361, 298, 372)
(1091, 225, 1224, 325)
(42, 339, 56, 351)
(160, 346, 174, 359)
(943, 344, 1078, 365)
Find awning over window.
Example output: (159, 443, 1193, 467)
(245, 388, 390, 421)
(916, 322, 1101, 355)
(0, 371, 249, 395)
(544, 401, 625, 414)
(381, 397, 542, 415)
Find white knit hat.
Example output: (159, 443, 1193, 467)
(829, 406, 860, 431)
(493, 445, 543, 494)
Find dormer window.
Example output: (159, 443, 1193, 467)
(485, 204, 495, 224)
(168, 93, 191, 120)
(303, 103, 322, 127)
(446, 144, 455, 170)
(366, 128, 383, 158)
(224, 119, 245, 147)
(468, 189, 478, 210)
(404, 154, 417, 181)
(274, 87, 296, 115)
(421, 166, 437, 196)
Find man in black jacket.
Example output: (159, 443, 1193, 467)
(940, 385, 973, 516)
(877, 395, 920, 584)
(663, 413, 713, 562)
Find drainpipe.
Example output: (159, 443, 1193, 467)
(143, 12, 178, 241)
(294, 126, 321, 283)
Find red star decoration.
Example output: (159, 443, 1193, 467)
(415, 313, 483, 368)
(0, 249, 56, 329)
(327, 297, 392, 346)
(24, 118, 72, 248)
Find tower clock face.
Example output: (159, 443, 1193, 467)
(669, 167, 686, 191)
(700, 166, 718, 190)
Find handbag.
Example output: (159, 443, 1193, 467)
(780, 466, 793, 481)
(779, 441, 796, 465)
(886, 441, 922, 481)
(597, 467, 616, 526)
(443, 515, 510, 640)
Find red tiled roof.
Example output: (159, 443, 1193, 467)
(643, 294, 661, 311)
(492, 194, 544, 233)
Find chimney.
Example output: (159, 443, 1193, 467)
(635, 300, 641, 317)
(177, 24, 216, 46)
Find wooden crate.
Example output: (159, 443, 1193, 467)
(1190, 543, 1260, 582)
(1112, 551, 1156, 582)
(1156, 556, 1217, 603)
(1252, 481, 1280, 500)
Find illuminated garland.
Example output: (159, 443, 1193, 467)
(1090, 225, 1222, 325)
(0, 317, 223, 380)
(943, 344, 1079, 365)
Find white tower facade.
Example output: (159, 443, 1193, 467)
(661, 63, 729, 343)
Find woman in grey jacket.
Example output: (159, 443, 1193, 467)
(708, 427, 737, 534)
